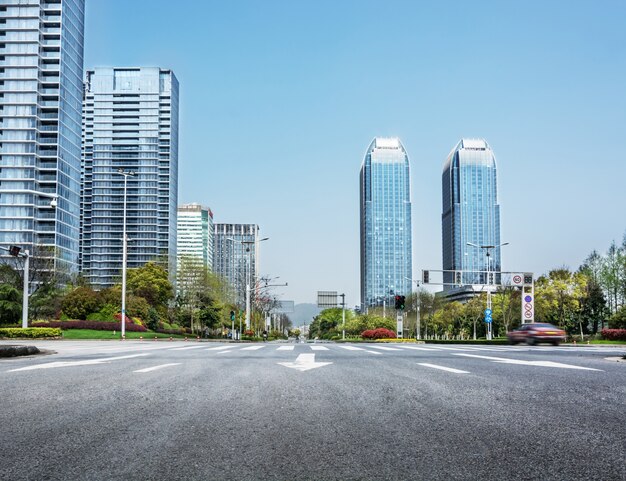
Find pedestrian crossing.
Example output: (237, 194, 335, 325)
(3, 341, 616, 375)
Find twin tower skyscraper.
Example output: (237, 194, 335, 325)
(359, 137, 502, 310)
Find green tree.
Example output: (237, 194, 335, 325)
(609, 305, 626, 329)
(534, 268, 587, 332)
(0, 284, 22, 325)
(61, 286, 101, 320)
(126, 262, 173, 308)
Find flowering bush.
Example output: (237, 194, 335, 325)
(244, 330, 255, 337)
(31, 320, 147, 332)
(600, 329, 626, 341)
(361, 328, 396, 340)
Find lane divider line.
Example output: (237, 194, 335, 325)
(417, 363, 470, 374)
(134, 363, 181, 373)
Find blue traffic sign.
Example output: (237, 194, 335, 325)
(484, 309, 492, 316)
(485, 316, 492, 323)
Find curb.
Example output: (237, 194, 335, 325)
(0, 345, 41, 358)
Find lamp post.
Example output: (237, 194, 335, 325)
(2, 194, 57, 328)
(228, 236, 269, 331)
(467, 241, 509, 340)
(115, 168, 135, 339)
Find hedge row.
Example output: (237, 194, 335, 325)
(31, 320, 147, 332)
(362, 328, 396, 340)
(0, 327, 61, 339)
(601, 329, 626, 341)
(423, 339, 510, 345)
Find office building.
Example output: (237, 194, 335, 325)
(177, 202, 213, 270)
(80, 67, 179, 288)
(359, 137, 412, 310)
(0, 0, 85, 278)
(442, 138, 501, 293)
(213, 223, 260, 306)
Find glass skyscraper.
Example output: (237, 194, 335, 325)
(0, 0, 85, 278)
(80, 67, 179, 289)
(359, 137, 412, 310)
(442, 138, 501, 288)
(177, 203, 214, 270)
(213, 223, 260, 307)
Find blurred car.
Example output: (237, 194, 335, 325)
(507, 323, 566, 346)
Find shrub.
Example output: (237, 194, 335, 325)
(61, 287, 101, 320)
(31, 320, 147, 332)
(362, 328, 397, 340)
(0, 327, 61, 339)
(600, 329, 626, 341)
(244, 330, 255, 337)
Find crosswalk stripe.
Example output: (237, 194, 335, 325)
(134, 363, 181, 373)
(310, 346, 329, 351)
(395, 345, 439, 351)
(368, 345, 402, 351)
(417, 363, 470, 374)
(277, 346, 294, 351)
(206, 346, 236, 351)
(338, 346, 381, 355)
(169, 345, 207, 351)
(240, 345, 265, 351)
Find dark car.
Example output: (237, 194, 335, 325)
(507, 323, 566, 346)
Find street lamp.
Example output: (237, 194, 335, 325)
(1, 194, 57, 328)
(115, 168, 135, 339)
(466, 241, 509, 340)
(227, 236, 269, 331)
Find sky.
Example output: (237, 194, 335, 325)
(84, 0, 626, 306)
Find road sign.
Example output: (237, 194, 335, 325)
(317, 291, 338, 308)
(523, 294, 534, 322)
(485, 316, 492, 324)
(484, 309, 492, 316)
(512, 274, 523, 286)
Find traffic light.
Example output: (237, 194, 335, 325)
(422, 270, 429, 284)
(523, 273, 533, 285)
(399, 295, 405, 310)
(8, 245, 21, 257)
(455, 271, 462, 285)
(230, 310, 235, 321)
(394, 295, 401, 310)
(488, 272, 494, 285)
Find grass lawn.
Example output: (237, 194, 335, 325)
(61, 329, 189, 340)
(584, 340, 626, 345)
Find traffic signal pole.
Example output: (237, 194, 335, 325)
(21, 250, 29, 329)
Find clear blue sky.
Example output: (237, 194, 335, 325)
(85, 0, 626, 306)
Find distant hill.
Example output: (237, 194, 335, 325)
(290, 303, 321, 327)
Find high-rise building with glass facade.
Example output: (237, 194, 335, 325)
(80, 67, 179, 289)
(359, 137, 412, 310)
(177, 203, 213, 270)
(0, 0, 85, 278)
(213, 223, 260, 307)
(442, 138, 501, 289)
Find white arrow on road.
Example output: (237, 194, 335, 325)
(453, 353, 602, 371)
(278, 353, 332, 372)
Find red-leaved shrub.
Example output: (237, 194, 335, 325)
(31, 320, 147, 332)
(361, 328, 396, 340)
(601, 329, 626, 341)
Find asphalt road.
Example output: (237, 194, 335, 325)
(1, 340, 625, 481)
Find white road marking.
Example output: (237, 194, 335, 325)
(169, 345, 207, 351)
(338, 346, 382, 355)
(206, 345, 237, 351)
(277, 353, 332, 372)
(368, 345, 403, 351)
(417, 363, 470, 374)
(277, 346, 294, 351)
(7, 353, 151, 372)
(424, 346, 471, 351)
(240, 345, 266, 351)
(396, 346, 440, 351)
(310, 345, 329, 351)
(134, 363, 181, 373)
(453, 353, 602, 371)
